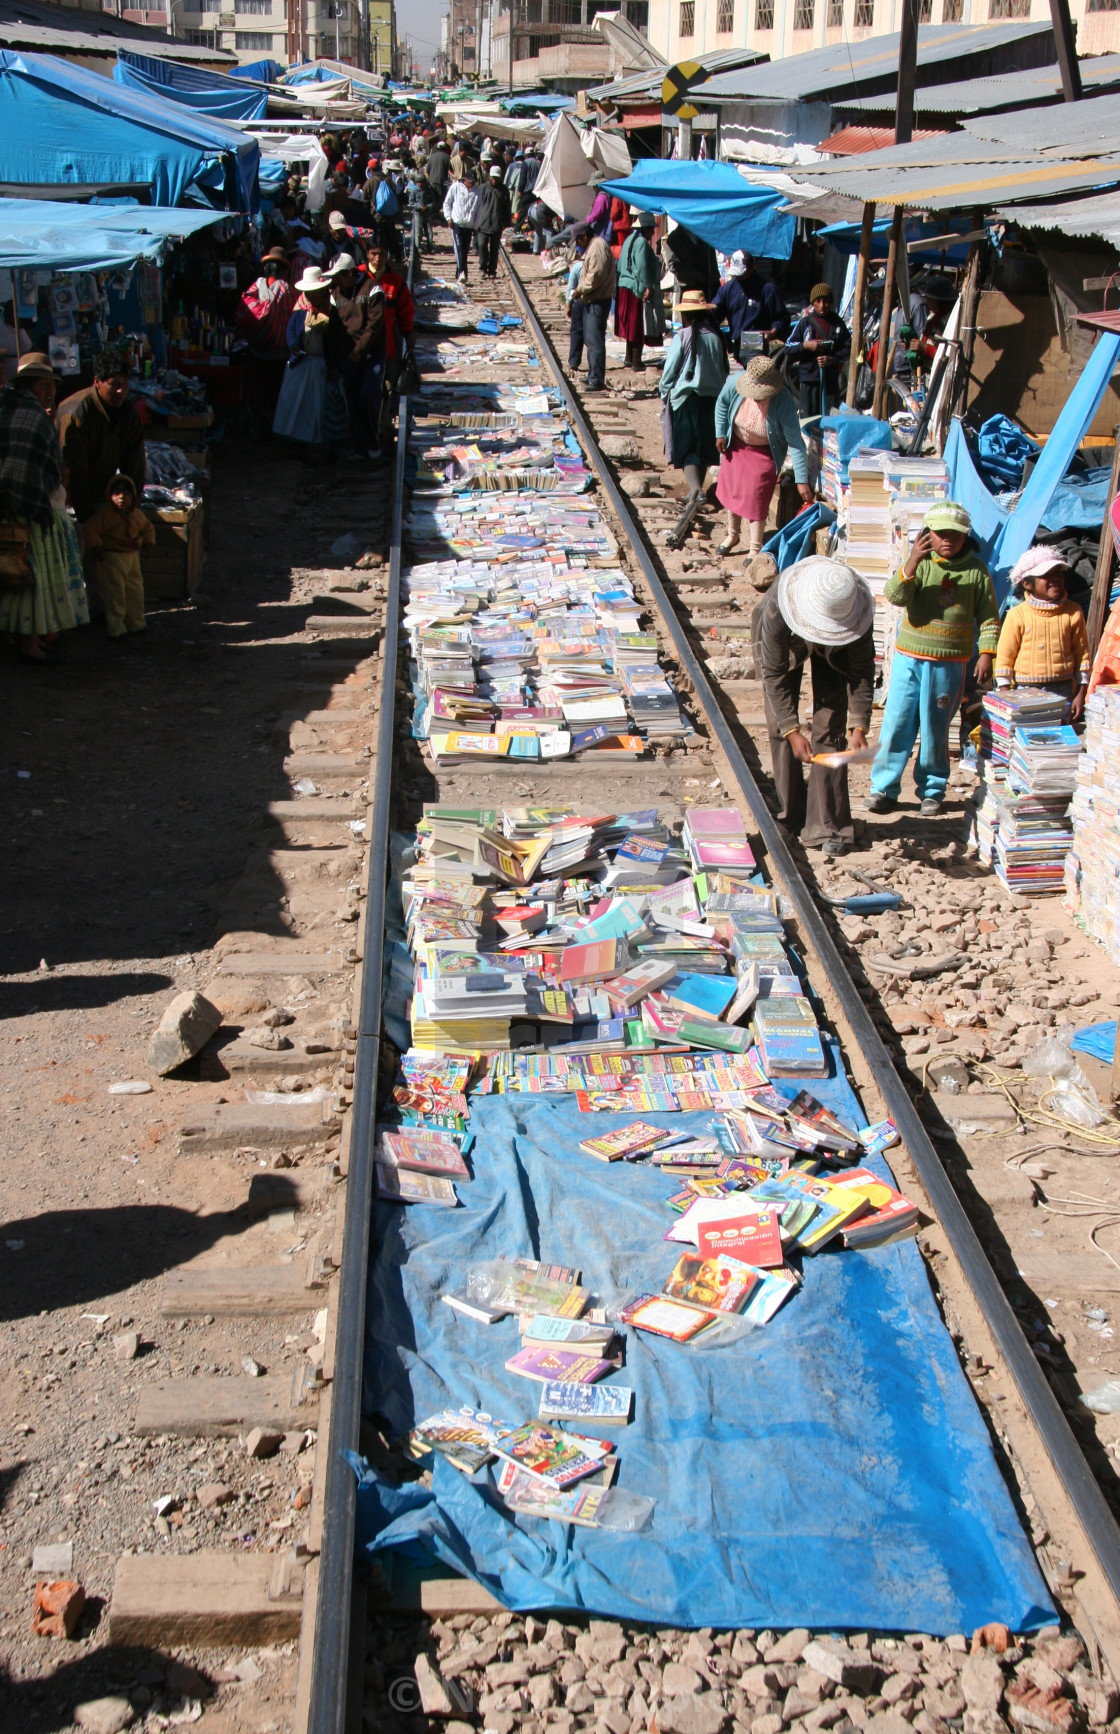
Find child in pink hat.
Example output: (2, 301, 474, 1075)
(995, 545, 1090, 721)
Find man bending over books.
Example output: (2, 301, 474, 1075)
(753, 556, 876, 860)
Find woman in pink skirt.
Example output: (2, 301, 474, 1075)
(713, 354, 812, 559)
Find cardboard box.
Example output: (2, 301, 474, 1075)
(141, 500, 206, 600)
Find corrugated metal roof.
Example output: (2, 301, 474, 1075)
(588, 46, 764, 104)
(822, 125, 944, 156)
(0, 0, 235, 64)
(833, 52, 1120, 116)
(965, 88, 1120, 154)
(778, 130, 1120, 211)
(992, 190, 1120, 250)
(700, 20, 1055, 104)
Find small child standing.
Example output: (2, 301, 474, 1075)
(868, 500, 999, 816)
(995, 546, 1090, 721)
(82, 473, 155, 641)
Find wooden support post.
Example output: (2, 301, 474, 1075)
(1087, 424, 1120, 660)
(946, 232, 983, 426)
(846, 201, 875, 409)
(871, 206, 904, 423)
(1049, 0, 1083, 103)
(895, 0, 920, 147)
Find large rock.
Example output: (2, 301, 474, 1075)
(74, 1701, 135, 1734)
(802, 1642, 877, 1694)
(599, 433, 641, 463)
(962, 1656, 1006, 1714)
(147, 990, 222, 1075)
(656, 1695, 729, 1734)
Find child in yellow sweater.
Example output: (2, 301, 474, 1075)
(995, 546, 1090, 722)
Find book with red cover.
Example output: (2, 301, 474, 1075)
(698, 1207, 784, 1268)
(559, 937, 625, 986)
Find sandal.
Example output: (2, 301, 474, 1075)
(716, 537, 741, 556)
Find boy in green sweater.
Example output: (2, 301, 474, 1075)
(867, 500, 998, 816)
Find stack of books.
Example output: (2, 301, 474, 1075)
(1067, 684, 1120, 957)
(979, 689, 1067, 773)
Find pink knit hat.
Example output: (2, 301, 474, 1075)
(1009, 545, 1069, 592)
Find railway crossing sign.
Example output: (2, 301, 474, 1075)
(662, 60, 704, 122)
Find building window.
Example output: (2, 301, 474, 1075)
(755, 0, 774, 22)
(186, 0, 220, 10)
(235, 0, 271, 13)
(827, 0, 842, 21)
(679, 0, 694, 34)
(793, 0, 814, 26)
(716, 0, 734, 28)
(853, 0, 873, 22)
(235, 29, 274, 45)
(1087, 0, 1120, 11)
(919, 0, 932, 13)
(988, 0, 1029, 13)
(184, 26, 217, 39)
(941, 0, 962, 13)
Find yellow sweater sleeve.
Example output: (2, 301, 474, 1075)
(994, 604, 1025, 683)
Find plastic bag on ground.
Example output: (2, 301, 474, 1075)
(1022, 1029, 1082, 1081)
(1081, 1381, 1120, 1414)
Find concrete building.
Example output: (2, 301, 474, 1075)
(646, 0, 1120, 73)
(177, 0, 395, 69)
(489, 0, 650, 89)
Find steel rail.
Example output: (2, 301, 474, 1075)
(306, 403, 409, 1734)
(499, 242, 1120, 1615)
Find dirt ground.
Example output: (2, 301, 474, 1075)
(0, 429, 387, 1732)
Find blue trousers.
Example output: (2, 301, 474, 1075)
(871, 651, 965, 802)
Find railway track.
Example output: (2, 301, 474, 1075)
(280, 239, 1120, 1729)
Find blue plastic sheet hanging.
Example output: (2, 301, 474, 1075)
(945, 332, 1120, 602)
(762, 502, 835, 571)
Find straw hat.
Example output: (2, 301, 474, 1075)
(677, 288, 716, 314)
(295, 264, 330, 293)
(923, 500, 971, 535)
(736, 356, 784, 400)
(17, 351, 55, 382)
(777, 556, 874, 648)
(1010, 545, 1069, 592)
(261, 245, 289, 265)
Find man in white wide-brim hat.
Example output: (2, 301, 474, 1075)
(752, 555, 876, 858)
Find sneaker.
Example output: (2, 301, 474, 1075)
(864, 792, 896, 814)
(920, 797, 943, 816)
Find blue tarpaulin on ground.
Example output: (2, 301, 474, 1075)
(0, 196, 235, 271)
(1040, 468, 1114, 532)
(114, 50, 269, 123)
(356, 1074, 1054, 1631)
(598, 161, 796, 261)
(945, 331, 1120, 601)
(1072, 1021, 1118, 1063)
(0, 49, 259, 211)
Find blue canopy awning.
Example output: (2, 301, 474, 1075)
(0, 49, 260, 211)
(818, 215, 975, 266)
(230, 59, 283, 84)
(0, 196, 236, 272)
(114, 50, 269, 124)
(599, 160, 796, 260)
